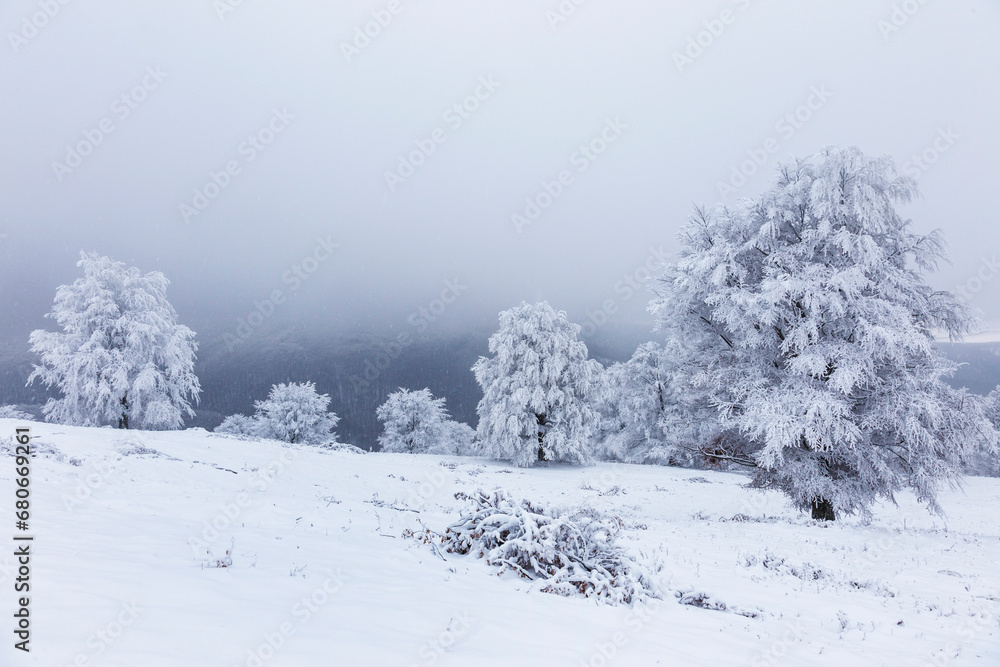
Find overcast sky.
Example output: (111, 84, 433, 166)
(1, 0, 998, 348)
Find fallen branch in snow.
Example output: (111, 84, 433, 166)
(405, 489, 664, 605)
(418, 526, 448, 562)
(677, 591, 760, 618)
(366, 493, 420, 513)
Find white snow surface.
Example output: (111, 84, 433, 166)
(2, 419, 998, 666)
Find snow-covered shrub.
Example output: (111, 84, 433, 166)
(215, 414, 263, 440)
(650, 147, 1000, 520)
(0, 406, 33, 420)
(0, 435, 66, 461)
(473, 302, 601, 467)
(319, 442, 367, 455)
(115, 437, 165, 458)
(27, 252, 201, 430)
(216, 382, 339, 445)
(408, 489, 662, 605)
(376, 388, 472, 455)
(198, 537, 234, 569)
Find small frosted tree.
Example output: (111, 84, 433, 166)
(28, 252, 200, 430)
(216, 383, 339, 445)
(377, 388, 446, 453)
(596, 342, 712, 466)
(438, 420, 476, 456)
(376, 387, 472, 454)
(473, 302, 601, 467)
(651, 147, 999, 520)
(254, 382, 339, 444)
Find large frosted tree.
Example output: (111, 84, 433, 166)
(28, 252, 201, 430)
(651, 147, 998, 520)
(473, 301, 600, 467)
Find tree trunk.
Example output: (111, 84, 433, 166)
(811, 498, 836, 521)
(536, 413, 547, 462)
(118, 393, 129, 430)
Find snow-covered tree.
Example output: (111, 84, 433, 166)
(596, 342, 713, 466)
(215, 383, 339, 445)
(973, 387, 1000, 476)
(377, 388, 444, 453)
(437, 419, 476, 456)
(27, 252, 200, 430)
(986, 386, 1000, 425)
(473, 302, 601, 467)
(650, 147, 999, 520)
(254, 382, 339, 444)
(376, 387, 471, 454)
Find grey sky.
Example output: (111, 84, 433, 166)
(2, 0, 998, 347)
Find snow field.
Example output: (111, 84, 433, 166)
(1, 419, 997, 666)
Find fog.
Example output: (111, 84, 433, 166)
(2, 1, 999, 355)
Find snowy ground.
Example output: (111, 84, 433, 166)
(1, 419, 998, 667)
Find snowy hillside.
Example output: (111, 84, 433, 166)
(2, 420, 997, 666)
